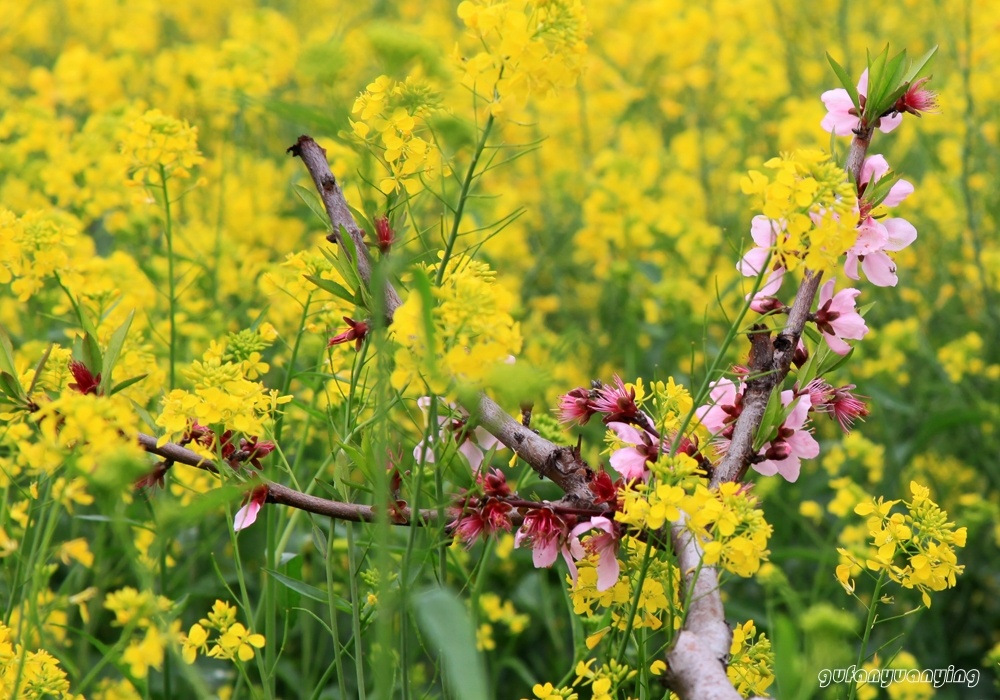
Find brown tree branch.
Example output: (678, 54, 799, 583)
(287, 134, 599, 507)
(287, 135, 403, 319)
(137, 433, 436, 524)
(664, 513, 752, 700)
(709, 133, 872, 488)
(666, 132, 874, 698)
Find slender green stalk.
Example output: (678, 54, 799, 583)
(614, 541, 654, 664)
(263, 506, 277, 697)
(346, 522, 368, 700)
(275, 293, 314, 445)
(325, 519, 349, 700)
(436, 114, 495, 286)
(229, 511, 274, 700)
(159, 166, 177, 389)
(848, 570, 886, 700)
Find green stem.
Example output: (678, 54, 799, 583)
(848, 569, 886, 700)
(346, 522, 368, 700)
(325, 519, 349, 700)
(436, 114, 495, 286)
(614, 541, 654, 663)
(159, 166, 177, 390)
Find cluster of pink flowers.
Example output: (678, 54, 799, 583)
(707, 69, 934, 482)
(695, 375, 867, 483)
(447, 464, 626, 592)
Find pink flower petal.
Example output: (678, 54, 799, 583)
(533, 538, 559, 568)
(234, 500, 262, 532)
(883, 218, 917, 251)
(861, 251, 899, 287)
(609, 447, 649, 481)
(883, 179, 914, 207)
(860, 155, 889, 186)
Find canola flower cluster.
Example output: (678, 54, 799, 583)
(391, 253, 522, 395)
(837, 481, 967, 608)
(739, 149, 858, 274)
(155, 329, 291, 451)
(350, 75, 448, 194)
(119, 108, 205, 188)
(181, 599, 266, 664)
(0, 620, 76, 700)
(457, 0, 589, 120)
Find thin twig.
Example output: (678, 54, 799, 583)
(287, 134, 600, 506)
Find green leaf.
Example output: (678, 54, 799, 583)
(413, 586, 488, 700)
(903, 45, 938, 84)
(819, 346, 855, 376)
(755, 389, 785, 451)
(109, 374, 149, 396)
(130, 399, 159, 432)
(25, 343, 54, 397)
(304, 274, 357, 305)
(0, 372, 23, 402)
(772, 613, 803, 699)
(72, 332, 103, 378)
(264, 568, 352, 612)
(293, 183, 330, 226)
(99, 310, 135, 395)
(826, 53, 861, 112)
(0, 324, 16, 372)
(409, 266, 437, 369)
(345, 201, 375, 241)
(863, 45, 890, 121)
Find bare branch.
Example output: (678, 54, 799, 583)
(663, 512, 745, 700)
(476, 393, 601, 506)
(287, 135, 402, 319)
(710, 133, 872, 488)
(287, 134, 599, 506)
(137, 432, 437, 525)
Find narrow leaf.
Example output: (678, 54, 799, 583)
(100, 310, 135, 395)
(109, 374, 149, 396)
(413, 587, 489, 700)
(293, 183, 330, 226)
(304, 274, 356, 305)
(264, 568, 352, 612)
(26, 343, 54, 396)
(826, 53, 861, 112)
(903, 45, 938, 83)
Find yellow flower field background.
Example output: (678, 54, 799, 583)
(1, 0, 998, 698)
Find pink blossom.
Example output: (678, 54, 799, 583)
(607, 422, 657, 482)
(807, 380, 869, 432)
(859, 155, 914, 209)
(591, 375, 640, 423)
(844, 217, 917, 287)
(588, 469, 619, 505)
(695, 378, 743, 437)
(514, 508, 569, 568)
(68, 360, 101, 395)
(738, 217, 787, 311)
(327, 316, 369, 351)
(374, 215, 394, 254)
(821, 69, 903, 136)
(450, 498, 512, 546)
(843, 156, 918, 287)
(567, 516, 621, 591)
(478, 467, 511, 498)
(557, 386, 597, 425)
(814, 280, 868, 355)
(754, 392, 819, 482)
(234, 485, 270, 532)
(895, 77, 938, 116)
